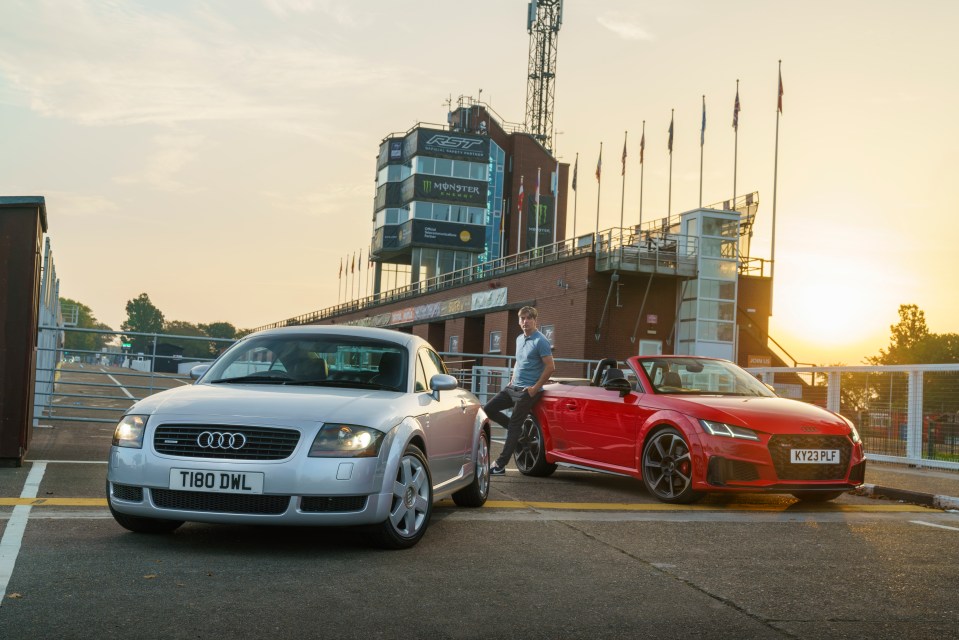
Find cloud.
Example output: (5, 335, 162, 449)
(596, 14, 654, 41)
(114, 132, 205, 191)
(0, 2, 420, 133)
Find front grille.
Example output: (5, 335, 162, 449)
(152, 489, 291, 514)
(769, 435, 852, 481)
(301, 495, 367, 513)
(112, 483, 143, 501)
(153, 424, 301, 460)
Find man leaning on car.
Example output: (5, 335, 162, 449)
(484, 306, 555, 475)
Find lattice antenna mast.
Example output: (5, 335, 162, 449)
(524, 0, 563, 153)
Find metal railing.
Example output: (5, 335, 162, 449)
(253, 226, 701, 331)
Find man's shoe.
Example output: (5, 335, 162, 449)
(490, 463, 506, 475)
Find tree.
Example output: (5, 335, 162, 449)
(60, 297, 114, 358)
(200, 321, 238, 357)
(869, 304, 930, 365)
(121, 293, 165, 354)
(162, 320, 210, 359)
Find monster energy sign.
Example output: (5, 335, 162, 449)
(414, 175, 487, 206)
(524, 194, 555, 250)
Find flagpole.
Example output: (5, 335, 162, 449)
(572, 152, 579, 238)
(517, 175, 524, 253)
(619, 130, 628, 230)
(771, 60, 782, 310)
(595, 142, 603, 242)
(535, 166, 541, 249)
(639, 121, 645, 231)
(699, 95, 705, 208)
(553, 159, 558, 245)
(668, 109, 674, 218)
(733, 78, 740, 206)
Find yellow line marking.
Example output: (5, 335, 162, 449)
(0, 498, 931, 512)
(0, 498, 108, 507)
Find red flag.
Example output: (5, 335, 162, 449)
(351, 253, 355, 274)
(777, 69, 783, 113)
(733, 87, 741, 130)
(517, 175, 525, 212)
(595, 147, 602, 181)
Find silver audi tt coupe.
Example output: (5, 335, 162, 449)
(107, 325, 491, 548)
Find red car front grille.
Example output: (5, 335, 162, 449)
(768, 435, 852, 481)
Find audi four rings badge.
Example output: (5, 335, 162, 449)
(197, 431, 247, 449)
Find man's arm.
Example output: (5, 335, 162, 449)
(527, 355, 555, 395)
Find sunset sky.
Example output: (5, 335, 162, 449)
(2, 0, 956, 365)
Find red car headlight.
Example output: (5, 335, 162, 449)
(699, 419, 759, 441)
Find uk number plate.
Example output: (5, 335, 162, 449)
(170, 468, 264, 494)
(790, 449, 839, 464)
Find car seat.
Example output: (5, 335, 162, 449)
(293, 356, 327, 381)
(600, 368, 626, 386)
(374, 352, 405, 390)
(662, 371, 682, 387)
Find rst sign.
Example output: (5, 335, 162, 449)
(416, 128, 488, 160)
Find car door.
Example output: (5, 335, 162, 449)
(415, 348, 471, 486)
(564, 374, 651, 472)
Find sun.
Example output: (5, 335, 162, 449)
(767, 260, 896, 364)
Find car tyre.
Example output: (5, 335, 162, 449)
(642, 427, 704, 504)
(371, 444, 432, 549)
(452, 428, 490, 507)
(791, 490, 845, 502)
(514, 414, 557, 477)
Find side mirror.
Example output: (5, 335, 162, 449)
(429, 373, 459, 400)
(603, 377, 633, 397)
(190, 364, 211, 381)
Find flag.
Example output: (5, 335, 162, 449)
(621, 135, 628, 176)
(640, 131, 645, 165)
(571, 155, 578, 191)
(338, 257, 342, 279)
(701, 96, 706, 146)
(595, 147, 602, 181)
(667, 114, 674, 153)
(351, 253, 355, 274)
(535, 167, 541, 207)
(358, 248, 362, 272)
(517, 175, 525, 212)
(778, 69, 783, 113)
(733, 87, 741, 130)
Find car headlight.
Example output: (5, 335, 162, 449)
(113, 415, 147, 448)
(842, 416, 862, 444)
(309, 424, 384, 458)
(699, 419, 760, 441)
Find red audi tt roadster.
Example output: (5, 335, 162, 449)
(514, 356, 866, 503)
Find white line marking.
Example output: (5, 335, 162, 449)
(105, 373, 135, 399)
(0, 462, 46, 605)
(910, 520, 959, 532)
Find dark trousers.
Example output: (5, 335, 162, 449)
(484, 385, 539, 468)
